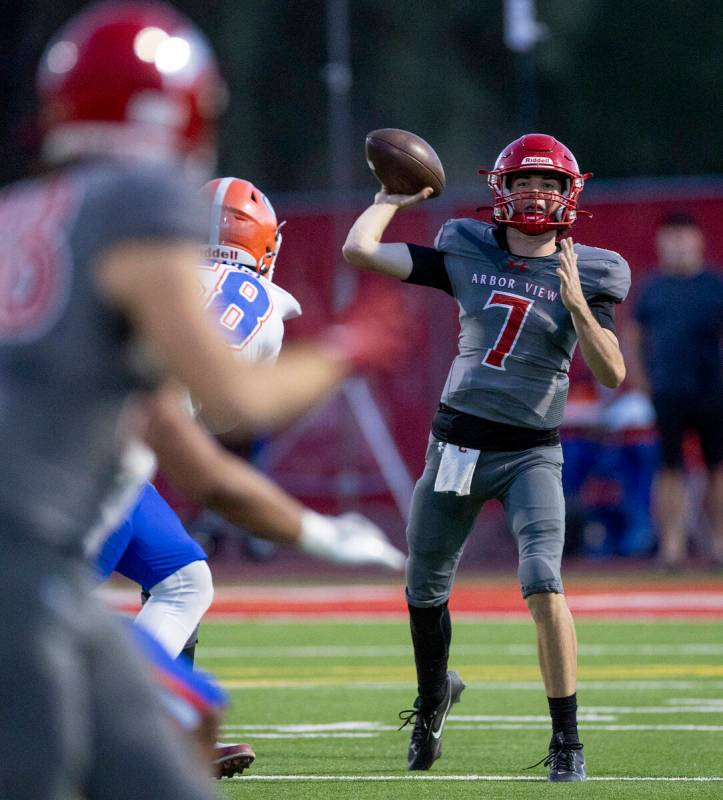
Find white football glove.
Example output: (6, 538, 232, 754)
(298, 510, 406, 571)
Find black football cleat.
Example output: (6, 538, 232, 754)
(527, 732, 586, 782)
(398, 670, 465, 771)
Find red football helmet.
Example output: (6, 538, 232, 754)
(480, 133, 591, 236)
(36, 1, 226, 174)
(202, 178, 284, 280)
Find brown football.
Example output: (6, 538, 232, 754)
(365, 128, 445, 197)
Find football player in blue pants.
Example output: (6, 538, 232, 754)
(97, 483, 211, 662)
(343, 133, 630, 781)
(95, 176, 406, 775)
(94, 177, 302, 668)
(96, 176, 404, 659)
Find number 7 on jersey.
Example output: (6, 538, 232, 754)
(482, 291, 534, 370)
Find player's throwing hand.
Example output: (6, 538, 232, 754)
(556, 237, 586, 315)
(374, 186, 434, 209)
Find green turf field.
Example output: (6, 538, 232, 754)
(197, 617, 723, 799)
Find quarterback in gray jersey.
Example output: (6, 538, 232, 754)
(344, 133, 630, 781)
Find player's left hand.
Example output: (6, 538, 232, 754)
(299, 510, 406, 570)
(332, 512, 406, 570)
(556, 237, 587, 315)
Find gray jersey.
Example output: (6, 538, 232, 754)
(436, 219, 630, 429)
(0, 162, 207, 551)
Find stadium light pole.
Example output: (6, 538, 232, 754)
(503, 0, 548, 132)
(319, 0, 415, 520)
(323, 0, 356, 313)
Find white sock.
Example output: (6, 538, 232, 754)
(134, 560, 214, 658)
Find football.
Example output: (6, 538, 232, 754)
(365, 128, 445, 198)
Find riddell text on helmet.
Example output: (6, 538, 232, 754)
(520, 156, 554, 166)
(201, 245, 245, 263)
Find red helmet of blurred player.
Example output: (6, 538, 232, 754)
(480, 133, 591, 236)
(36, 1, 226, 175)
(202, 178, 284, 281)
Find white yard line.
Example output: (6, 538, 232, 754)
(574, 706, 723, 714)
(228, 733, 378, 739)
(575, 644, 723, 656)
(225, 725, 723, 738)
(445, 724, 723, 732)
(221, 719, 723, 734)
(449, 714, 617, 722)
(455, 707, 723, 718)
(222, 722, 389, 732)
(669, 698, 723, 705)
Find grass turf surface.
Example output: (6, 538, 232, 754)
(196, 618, 723, 799)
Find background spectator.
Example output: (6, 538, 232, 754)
(628, 213, 723, 568)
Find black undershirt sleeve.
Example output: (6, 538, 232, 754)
(586, 295, 617, 334)
(403, 244, 453, 295)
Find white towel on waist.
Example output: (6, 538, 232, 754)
(433, 444, 480, 496)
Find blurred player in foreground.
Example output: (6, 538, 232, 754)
(97, 177, 404, 776)
(0, 2, 403, 797)
(344, 134, 630, 781)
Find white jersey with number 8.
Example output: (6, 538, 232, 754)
(197, 261, 301, 364)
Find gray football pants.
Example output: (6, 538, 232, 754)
(0, 533, 212, 800)
(406, 436, 566, 607)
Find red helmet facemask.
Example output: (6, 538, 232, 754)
(36, 1, 227, 176)
(479, 133, 592, 236)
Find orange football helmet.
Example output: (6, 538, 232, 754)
(202, 177, 283, 280)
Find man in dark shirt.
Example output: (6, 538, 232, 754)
(630, 212, 723, 568)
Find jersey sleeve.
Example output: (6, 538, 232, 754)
(590, 251, 631, 302)
(82, 164, 209, 258)
(434, 217, 496, 259)
(598, 252, 631, 302)
(576, 245, 632, 304)
(269, 281, 302, 321)
(403, 244, 453, 295)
